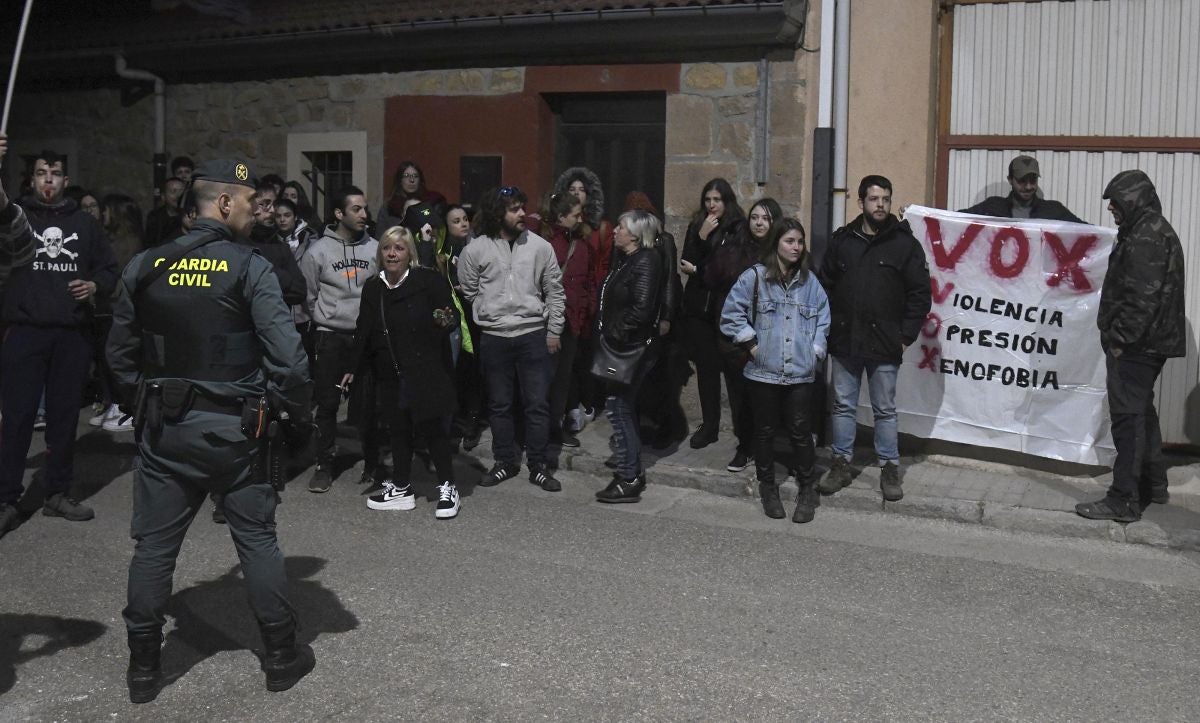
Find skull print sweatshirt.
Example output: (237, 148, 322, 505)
(3, 196, 118, 328)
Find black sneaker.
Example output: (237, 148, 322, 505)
(689, 425, 718, 449)
(880, 462, 903, 502)
(1076, 497, 1140, 523)
(435, 481, 461, 519)
(212, 501, 226, 525)
(596, 472, 646, 503)
(726, 451, 752, 473)
(560, 431, 581, 448)
(461, 425, 483, 452)
(367, 480, 416, 511)
(308, 463, 333, 493)
(529, 464, 561, 492)
(0, 502, 19, 539)
(480, 462, 520, 487)
(818, 456, 852, 494)
(42, 494, 95, 521)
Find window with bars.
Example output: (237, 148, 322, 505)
(301, 150, 354, 224)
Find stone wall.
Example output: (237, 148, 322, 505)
(5, 57, 813, 246)
(664, 59, 809, 241)
(6, 67, 526, 218)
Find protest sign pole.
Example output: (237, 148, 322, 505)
(2, 0, 36, 136)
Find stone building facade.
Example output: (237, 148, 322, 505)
(8, 57, 810, 243)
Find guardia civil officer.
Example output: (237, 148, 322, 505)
(107, 159, 315, 703)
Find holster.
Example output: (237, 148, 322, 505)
(136, 382, 164, 434)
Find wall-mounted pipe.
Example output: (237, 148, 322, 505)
(115, 54, 166, 198)
(755, 57, 770, 185)
(832, 0, 850, 227)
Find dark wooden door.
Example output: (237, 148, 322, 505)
(549, 93, 665, 223)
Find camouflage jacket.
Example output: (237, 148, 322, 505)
(1097, 170, 1186, 359)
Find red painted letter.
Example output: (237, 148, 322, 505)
(925, 218, 984, 272)
(930, 277, 955, 304)
(989, 227, 1030, 279)
(922, 312, 941, 338)
(919, 344, 940, 371)
(1044, 232, 1097, 292)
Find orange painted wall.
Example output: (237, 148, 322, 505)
(383, 64, 680, 208)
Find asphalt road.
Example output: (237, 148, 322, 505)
(3, 444, 1200, 721)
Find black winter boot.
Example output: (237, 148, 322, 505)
(259, 618, 316, 692)
(758, 482, 785, 519)
(793, 482, 818, 524)
(127, 631, 163, 704)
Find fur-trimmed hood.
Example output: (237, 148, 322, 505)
(553, 166, 606, 228)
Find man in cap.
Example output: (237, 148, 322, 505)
(961, 155, 1084, 222)
(107, 158, 316, 702)
(0, 136, 118, 538)
(1076, 170, 1185, 523)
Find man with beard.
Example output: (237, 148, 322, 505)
(248, 182, 305, 308)
(0, 140, 118, 536)
(961, 155, 1083, 222)
(816, 175, 930, 503)
(458, 187, 565, 492)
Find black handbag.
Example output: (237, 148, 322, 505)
(591, 334, 650, 386)
(591, 265, 655, 386)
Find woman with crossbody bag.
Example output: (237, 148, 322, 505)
(343, 227, 462, 518)
(593, 211, 664, 504)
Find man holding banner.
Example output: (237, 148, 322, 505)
(1076, 171, 1185, 523)
(817, 175, 931, 502)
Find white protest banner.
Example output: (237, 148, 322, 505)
(888, 206, 1116, 464)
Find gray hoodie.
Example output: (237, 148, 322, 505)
(300, 225, 378, 333)
(458, 230, 565, 338)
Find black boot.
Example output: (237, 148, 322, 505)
(758, 482, 785, 519)
(793, 482, 818, 524)
(596, 473, 646, 503)
(127, 631, 163, 704)
(259, 618, 316, 692)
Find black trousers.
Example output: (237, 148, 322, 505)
(746, 379, 815, 486)
(0, 325, 91, 504)
(548, 326, 580, 433)
(1105, 351, 1167, 503)
(682, 315, 752, 453)
(312, 330, 378, 468)
(378, 375, 455, 484)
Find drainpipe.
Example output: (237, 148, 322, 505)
(832, 0, 850, 229)
(810, 0, 839, 266)
(115, 55, 167, 199)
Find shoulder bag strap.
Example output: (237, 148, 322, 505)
(379, 287, 402, 377)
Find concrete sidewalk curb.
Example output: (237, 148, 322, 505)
(542, 449, 1200, 552)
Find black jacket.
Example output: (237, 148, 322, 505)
(680, 216, 745, 320)
(599, 246, 663, 348)
(961, 194, 1084, 223)
(248, 224, 307, 307)
(350, 268, 458, 420)
(5, 196, 118, 328)
(656, 230, 682, 323)
(818, 214, 931, 362)
(1097, 170, 1186, 359)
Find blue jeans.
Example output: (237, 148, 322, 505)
(605, 360, 654, 479)
(830, 355, 899, 464)
(479, 330, 553, 467)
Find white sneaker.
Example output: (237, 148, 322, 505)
(367, 480, 416, 511)
(90, 404, 119, 427)
(434, 481, 460, 519)
(103, 413, 135, 432)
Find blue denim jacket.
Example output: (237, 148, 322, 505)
(719, 263, 830, 385)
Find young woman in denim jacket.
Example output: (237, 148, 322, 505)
(720, 218, 830, 523)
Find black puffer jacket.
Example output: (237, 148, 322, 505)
(961, 193, 1083, 223)
(818, 214, 931, 362)
(598, 246, 663, 348)
(1097, 170, 1186, 359)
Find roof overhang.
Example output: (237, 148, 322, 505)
(3, 2, 807, 90)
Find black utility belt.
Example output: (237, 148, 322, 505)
(137, 381, 265, 439)
(191, 394, 242, 417)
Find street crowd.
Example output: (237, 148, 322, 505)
(0, 135, 1185, 700)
